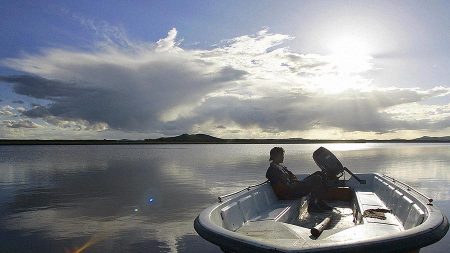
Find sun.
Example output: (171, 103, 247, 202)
(328, 35, 373, 74)
(313, 35, 374, 93)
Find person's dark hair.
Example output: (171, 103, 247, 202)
(269, 147, 284, 161)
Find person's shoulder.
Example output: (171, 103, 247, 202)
(268, 162, 278, 169)
(267, 163, 277, 173)
(268, 163, 284, 172)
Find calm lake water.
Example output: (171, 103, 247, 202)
(0, 143, 448, 252)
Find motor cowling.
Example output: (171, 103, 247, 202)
(313, 147, 345, 180)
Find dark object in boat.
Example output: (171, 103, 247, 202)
(308, 201, 328, 213)
(311, 215, 333, 237)
(313, 147, 366, 184)
(363, 208, 392, 220)
(322, 187, 353, 201)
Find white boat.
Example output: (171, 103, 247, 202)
(194, 149, 449, 253)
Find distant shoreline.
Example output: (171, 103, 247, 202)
(0, 139, 449, 145)
(1, 133, 449, 145)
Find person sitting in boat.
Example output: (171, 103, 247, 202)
(266, 147, 331, 212)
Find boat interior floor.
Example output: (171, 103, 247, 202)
(236, 200, 356, 242)
(236, 194, 404, 244)
(294, 200, 355, 239)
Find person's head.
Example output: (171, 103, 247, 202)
(269, 147, 284, 164)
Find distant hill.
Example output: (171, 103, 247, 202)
(147, 134, 364, 144)
(413, 136, 450, 142)
(150, 133, 223, 143)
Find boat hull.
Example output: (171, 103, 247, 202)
(194, 173, 449, 253)
(195, 215, 448, 253)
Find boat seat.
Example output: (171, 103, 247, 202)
(356, 192, 384, 206)
(253, 201, 294, 221)
(220, 185, 302, 231)
(238, 193, 293, 222)
(355, 191, 401, 227)
(221, 202, 246, 231)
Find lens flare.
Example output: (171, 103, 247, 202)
(65, 235, 100, 253)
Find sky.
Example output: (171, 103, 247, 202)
(0, 0, 449, 140)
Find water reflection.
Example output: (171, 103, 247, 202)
(0, 145, 218, 253)
(0, 144, 449, 252)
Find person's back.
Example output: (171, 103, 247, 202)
(266, 162, 292, 199)
(266, 149, 300, 199)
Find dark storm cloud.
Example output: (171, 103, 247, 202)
(22, 105, 51, 118)
(0, 59, 247, 131)
(0, 75, 91, 100)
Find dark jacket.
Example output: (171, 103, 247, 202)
(266, 163, 300, 199)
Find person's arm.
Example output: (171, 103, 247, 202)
(287, 170, 299, 182)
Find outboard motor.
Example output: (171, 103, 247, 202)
(313, 147, 366, 185)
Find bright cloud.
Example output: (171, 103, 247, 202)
(1, 28, 449, 138)
(0, 105, 15, 116)
(3, 119, 40, 129)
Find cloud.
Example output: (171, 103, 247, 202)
(156, 28, 181, 52)
(16, 106, 26, 113)
(0, 105, 15, 116)
(44, 116, 108, 131)
(1, 28, 449, 137)
(0, 75, 93, 100)
(385, 101, 450, 123)
(68, 11, 134, 49)
(3, 119, 40, 129)
(174, 87, 449, 134)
